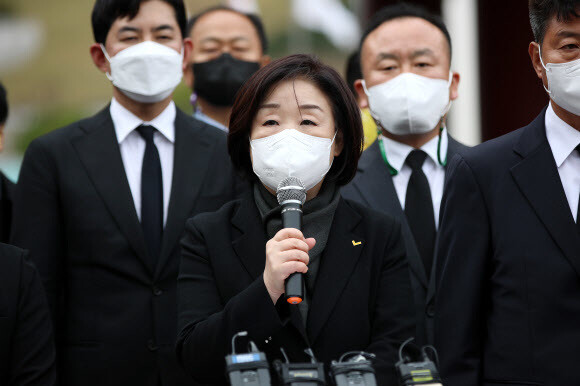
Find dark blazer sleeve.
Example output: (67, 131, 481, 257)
(434, 155, 491, 386)
(10, 139, 65, 333)
(366, 219, 416, 384)
(3, 247, 56, 386)
(176, 217, 286, 384)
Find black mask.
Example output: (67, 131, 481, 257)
(193, 53, 260, 107)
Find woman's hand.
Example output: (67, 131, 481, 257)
(263, 228, 316, 304)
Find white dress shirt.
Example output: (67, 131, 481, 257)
(110, 98, 175, 226)
(381, 128, 449, 228)
(545, 103, 580, 222)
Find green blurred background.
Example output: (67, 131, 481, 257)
(0, 0, 354, 180)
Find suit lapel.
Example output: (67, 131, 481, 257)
(231, 195, 269, 280)
(71, 107, 152, 275)
(427, 134, 467, 304)
(511, 111, 580, 278)
(307, 199, 364, 345)
(353, 143, 429, 288)
(155, 110, 216, 278)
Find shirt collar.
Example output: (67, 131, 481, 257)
(381, 127, 449, 172)
(545, 102, 580, 167)
(193, 109, 229, 133)
(110, 97, 176, 144)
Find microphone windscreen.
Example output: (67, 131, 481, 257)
(276, 176, 306, 205)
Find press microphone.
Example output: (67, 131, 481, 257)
(276, 176, 307, 305)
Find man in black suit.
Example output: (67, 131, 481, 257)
(0, 243, 56, 385)
(11, 1, 240, 385)
(341, 3, 468, 346)
(0, 82, 14, 243)
(434, 1, 580, 385)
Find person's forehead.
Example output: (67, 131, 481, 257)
(111, 1, 179, 31)
(362, 16, 448, 57)
(545, 11, 580, 41)
(191, 10, 259, 42)
(262, 79, 331, 108)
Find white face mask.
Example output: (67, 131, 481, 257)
(539, 47, 580, 116)
(101, 41, 183, 103)
(250, 129, 336, 191)
(363, 72, 452, 135)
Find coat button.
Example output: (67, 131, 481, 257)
(147, 339, 159, 352)
(426, 304, 435, 317)
(153, 286, 162, 296)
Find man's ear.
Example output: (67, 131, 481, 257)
(529, 41, 546, 82)
(182, 38, 194, 89)
(449, 72, 460, 101)
(354, 79, 369, 109)
(90, 43, 110, 74)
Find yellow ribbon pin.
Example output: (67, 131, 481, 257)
(352, 240, 362, 246)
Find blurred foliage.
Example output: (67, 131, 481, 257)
(15, 107, 89, 153)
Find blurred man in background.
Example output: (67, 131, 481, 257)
(0, 82, 14, 243)
(435, 1, 580, 384)
(11, 0, 240, 385)
(345, 51, 378, 150)
(342, 2, 467, 346)
(184, 6, 270, 131)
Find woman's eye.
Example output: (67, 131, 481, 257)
(562, 44, 578, 50)
(263, 120, 278, 126)
(416, 62, 431, 67)
(300, 119, 317, 126)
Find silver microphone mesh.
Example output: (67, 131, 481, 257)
(276, 176, 306, 205)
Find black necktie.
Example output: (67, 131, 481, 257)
(404, 150, 436, 278)
(137, 125, 163, 267)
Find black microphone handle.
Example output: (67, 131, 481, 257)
(281, 201, 304, 304)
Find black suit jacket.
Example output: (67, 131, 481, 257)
(176, 195, 416, 385)
(341, 136, 467, 346)
(0, 172, 14, 243)
(11, 106, 242, 386)
(0, 243, 56, 385)
(435, 108, 580, 386)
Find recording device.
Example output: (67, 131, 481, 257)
(273, 348, 326, 385)
(226, 331, 271, 386)
(276, 176, 307, 305)
(395, 338, 442, 386)
(330, 352, 377, 386)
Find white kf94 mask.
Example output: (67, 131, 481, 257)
(363, 72, 452, 135)
(101, 41, 183, 103)
(539, 47, 580, 116)
(250, 129, 336, 191)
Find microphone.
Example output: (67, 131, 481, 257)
(276, 176, 307, 305)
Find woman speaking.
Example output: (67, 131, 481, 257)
(176, 54, 415, 385)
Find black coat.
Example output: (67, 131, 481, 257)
(435, 108, 580, 386)
(341, 136, 468, 346)
(176, 194, 416, 385)
(0, 243, 56, 385)
(10, 106, 243, 386)
(0, 172, 14, 243)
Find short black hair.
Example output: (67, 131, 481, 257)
(0, 82, 7, 125)
(91, 0, 187, 44)
(186, 6, 268, 54)
(229, 54, 363, 186)
(529, 0, 580, 44)
(345, 51, 362, 96)
(360, 2, 452, 60)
